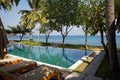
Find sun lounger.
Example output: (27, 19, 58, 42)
(0, 61, 37, 74)
(0, 70, 19, 80)
(0, 58, 22, 67)
(18, 65, 61, 80)
(0, 65, 61, 80)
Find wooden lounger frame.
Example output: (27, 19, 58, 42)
(18, 65, 60, 80)
(0, 61, 37, 73)
(0, 58, 22, 67)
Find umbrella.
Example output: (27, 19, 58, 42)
(0, 18, 9, 59)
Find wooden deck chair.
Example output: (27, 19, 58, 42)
(18, 65, 61, 80)
(0, 58, 22, 67)
(0, 70, 18, 80)
(0, 61, 37, 74)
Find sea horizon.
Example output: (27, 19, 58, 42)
(7, 35, 120, 47)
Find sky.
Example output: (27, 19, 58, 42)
(0, 0, 85, 35)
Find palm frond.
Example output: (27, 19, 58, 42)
(14, 0, 20, 6)
(0, 0, 12, 11)
(0, 0, 20, 11)
(18, 10, 31, 15)
(27, 0, 33, 9)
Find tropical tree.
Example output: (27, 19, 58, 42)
(6, 24, 31, 41)
(82, 26, 89, 49)
(5, 28, 12, 34)
(105, 0, 120, 79)
(78, 0, 109, 54)
(19, 0, 48, 41)
(78, 1, 120, 78)
(38, 23, 52, 44)
(20, 26, 31, 41)
(41, 0, 80, 46)
(19, 0, 41, 28)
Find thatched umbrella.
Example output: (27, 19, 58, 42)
(0, 18, 9, 59)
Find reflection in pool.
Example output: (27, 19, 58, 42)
(8, 44, 92, 68)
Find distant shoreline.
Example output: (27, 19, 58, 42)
(19, 40, 103, 51)
(8, 39, 120, 53)
(7, 35, 120, 47)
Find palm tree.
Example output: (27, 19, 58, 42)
(105, 0, 120, 79)
(19, 0, 42, 29)
(19, 0, 43, 41)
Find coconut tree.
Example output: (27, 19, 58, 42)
(19, 0, 46, 41)
(19, 0, 41, 28)
(105, 0, 120, 79)
(19, 1, 41, 31)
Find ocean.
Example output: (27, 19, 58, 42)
(7, 35, 120, 47)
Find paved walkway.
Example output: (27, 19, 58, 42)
(65, 51, 105, 80)
(83, 52, 105, 76)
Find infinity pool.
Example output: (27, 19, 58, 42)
(8, 44, 92, 68)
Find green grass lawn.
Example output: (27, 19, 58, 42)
(20, 40, 103, 51)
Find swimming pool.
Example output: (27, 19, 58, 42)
(8, 44, 92, 68)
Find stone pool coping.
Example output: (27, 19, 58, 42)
(69, 50, 101, 70)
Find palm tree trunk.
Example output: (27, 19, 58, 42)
(29, 31, 33, 41)
(62, 36, 65, 46)
(38, 33, 40, 43)
(45, 33, 50, 44)
(45, 36, 49, 44)
(105, 0, 120, 79)
(20, 34, 24, 41)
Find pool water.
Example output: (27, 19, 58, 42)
(8, 44, 92, 68)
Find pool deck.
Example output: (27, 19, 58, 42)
(65, 51, 105, 80)
(0, 51, 107, 80)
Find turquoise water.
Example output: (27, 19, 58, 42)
(8, 35, 120, 47)
(8, 44, 92, 68)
